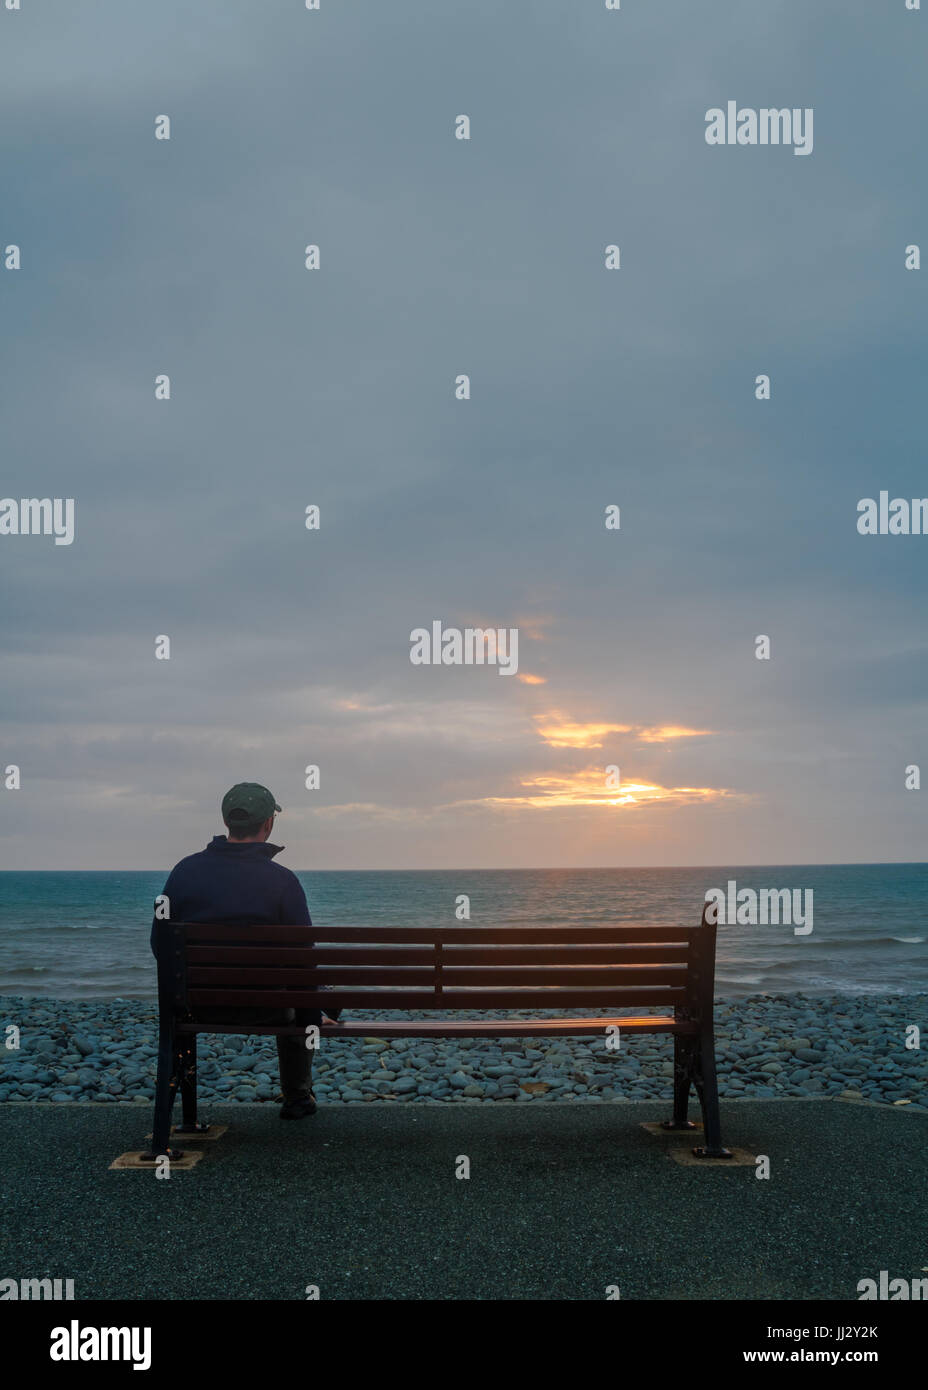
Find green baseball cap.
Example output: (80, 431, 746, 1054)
(221, 782, 281, 826)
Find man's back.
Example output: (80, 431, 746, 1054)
(151, 835, 310, 951)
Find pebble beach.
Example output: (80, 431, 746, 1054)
(1, 992, 925, 1109)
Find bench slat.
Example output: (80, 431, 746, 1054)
(187, 987, 687, 1009)
(187, 965, 689, 987)
(187, 946, 432, 967)
(182, 924, 314, 943)
(180, 923, 697, 945)
(185, 944, 691, 967)
(316, 926, 698, 944)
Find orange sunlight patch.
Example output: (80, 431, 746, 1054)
(474, 767, 731, 810)
(534, 711, 632, 748)
(636, 724, 713, 742)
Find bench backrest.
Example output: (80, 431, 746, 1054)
(153, 911, 717, 1019)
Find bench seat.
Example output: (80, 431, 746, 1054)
(174, 1015, 695, 1038)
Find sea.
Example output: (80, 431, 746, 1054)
(0, 864, 925, 1002)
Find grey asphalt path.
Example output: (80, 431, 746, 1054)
(3, 1098, 924, 1301)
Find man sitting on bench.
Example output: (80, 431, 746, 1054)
(150, 782, 338, 1120)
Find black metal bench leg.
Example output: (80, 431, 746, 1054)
(691, 1035, 732, 1159)
(175, 1034, 209, 1134)
(141, 1025, 184, 1162)
(661, 1034, 698, 1132)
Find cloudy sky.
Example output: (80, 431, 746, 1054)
(1, 0, 925, 870)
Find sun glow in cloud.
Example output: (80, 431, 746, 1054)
(533, 713, 633, 748)
(636, 724, 713, 742)
(453, 767, 734, 811)
(534, 711, 714, 749)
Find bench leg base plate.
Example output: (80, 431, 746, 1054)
(668, 1145, 755, 1167)
(111, 1149, 201, 1169)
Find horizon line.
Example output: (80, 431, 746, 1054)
(2, 860, 926, 874)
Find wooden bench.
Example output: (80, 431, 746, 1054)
(147, 905, 730, 1159)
